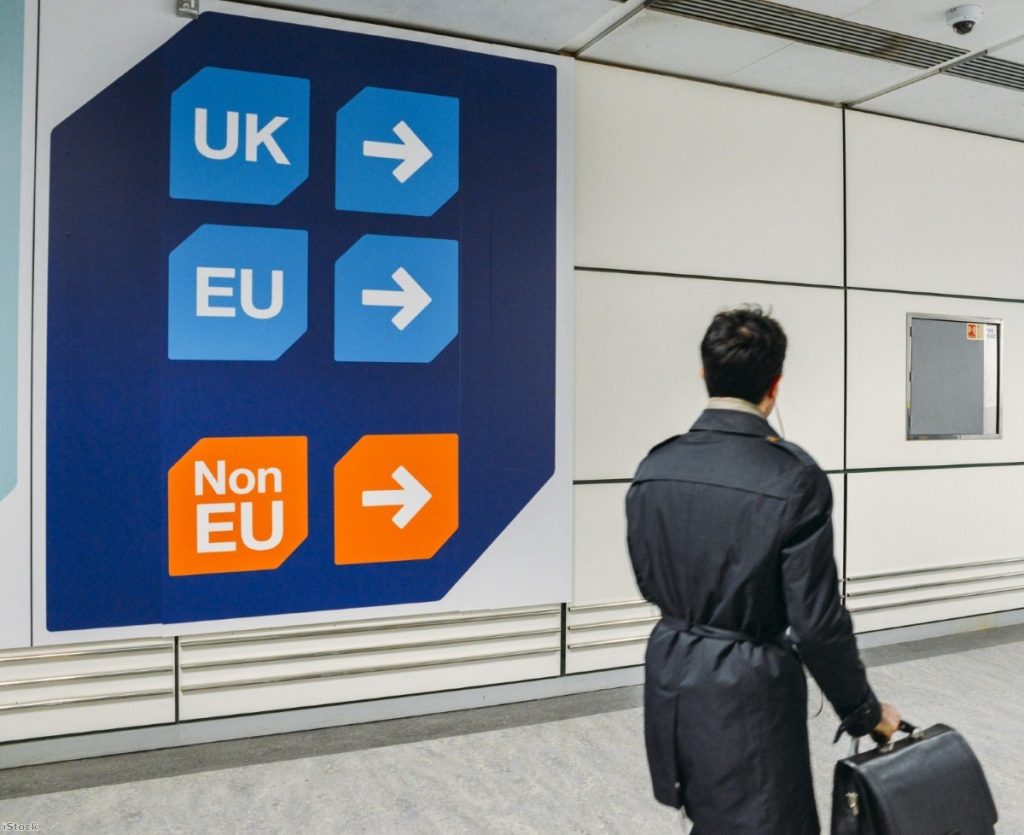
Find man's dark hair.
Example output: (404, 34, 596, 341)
(700, 306, 787, 404)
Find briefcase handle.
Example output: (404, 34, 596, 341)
(849, 720, 923, 756)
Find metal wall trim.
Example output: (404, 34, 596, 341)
(0, 666, 174, 690)
(0, 689, 173, 714)
(848, 555, 1024, 583)
(0, 640, 172, 664)
(567, 599, 651, 613)
(567, 636, 649, 650)
(566, 617, 658, 632)
(180, 608, 561, 649)
(847, 570, 1024, 598)
(180, 647, 561, 693)
(180, 628, 562, 671)
(849, 584, 1024, 614)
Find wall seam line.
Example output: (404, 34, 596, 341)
(574, 267, 1024, 306)
(842, 105, 849, 599)
(28, 0, 41, 648)
(849, 285, 1024, 305)
(575, 266, 842, 291)
(847, 461, 1024, 474)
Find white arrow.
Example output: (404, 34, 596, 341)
(362, 120, 433, 183)
(361, 465, 432, 529)
(361, 267, 432, 331)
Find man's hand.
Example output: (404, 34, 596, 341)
(870, 702, 901, 743)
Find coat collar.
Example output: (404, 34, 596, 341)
(690, 407, 776, 438)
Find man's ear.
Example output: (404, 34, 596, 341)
(700, 368, 705, 380)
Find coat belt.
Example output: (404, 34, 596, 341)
(660, 616, 785, 646)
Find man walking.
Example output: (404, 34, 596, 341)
(626, 306, 898, 833)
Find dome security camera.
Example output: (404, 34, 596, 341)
(946, 5, 982, 35)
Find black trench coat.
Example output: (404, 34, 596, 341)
(626, 409, 881, 834)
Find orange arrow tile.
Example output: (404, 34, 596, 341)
(334, 433, 458, 564)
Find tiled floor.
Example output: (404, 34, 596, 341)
(1, 625, 1021, 833)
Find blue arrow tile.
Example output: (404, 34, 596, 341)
(334, 234, 458, 363)
(336, 87, 459, 217)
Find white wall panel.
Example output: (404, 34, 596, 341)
(847, 111, 1024, 299)
(575, 270, 844, 480)
(37, 0, 186, 131)
(575, 62, 843, 286)
(569, 483, 654, 673)
(847, 290, 1024, 469)
(178, 608, 561, 720)
(573, 482, 638, 605)
(0, 639, 175, 742)
(847, 468, 1024, 632)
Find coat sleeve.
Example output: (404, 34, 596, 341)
(780, 465, 881, 739)
(625, 482, 656, 602)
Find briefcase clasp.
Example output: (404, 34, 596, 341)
(846, 791, 860, 817)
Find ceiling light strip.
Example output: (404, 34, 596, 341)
(945, 54, 1024, 92)
(648, 0, 966, 69)
(650, 0, 963, 64)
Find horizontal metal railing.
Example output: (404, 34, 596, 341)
(181, 608, 560, 649)
(0, 689, 173, 714)
(849, 584, 1024, 614)
(0, 666, 174, 690)
(0, 639, 172, 665)
(567, 599, 652, 614)
(847, 556, 1024, 614)
(567, 635, 649, 651)
(180, 647, 560, 693)
(848, 555, 1024, 583)
(566, 617, 659, 633)
(180, 629, 561, 670)
(847, 569, 1024, 599)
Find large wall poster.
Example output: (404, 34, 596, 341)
(39, 8, 572, 639)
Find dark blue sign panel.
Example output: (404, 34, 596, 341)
(46, 12, 558, 630)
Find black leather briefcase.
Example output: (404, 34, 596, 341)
(831, 722, 997, 835)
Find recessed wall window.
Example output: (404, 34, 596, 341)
(907, 313, 1001, 440)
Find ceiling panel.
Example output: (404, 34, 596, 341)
(855, 72, 1024, 142)
(843, 0, 1024, 51)
(234, 0, 1024, 138)
(769, 1, 875, 15)
(581, 9, 791, 81)
(240, 0, 408, 20)
(988, 36, 1024, 63)
(726, 42, 923, 103)
(389, 0, 628, 50)
(238, 0, 626, 50)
